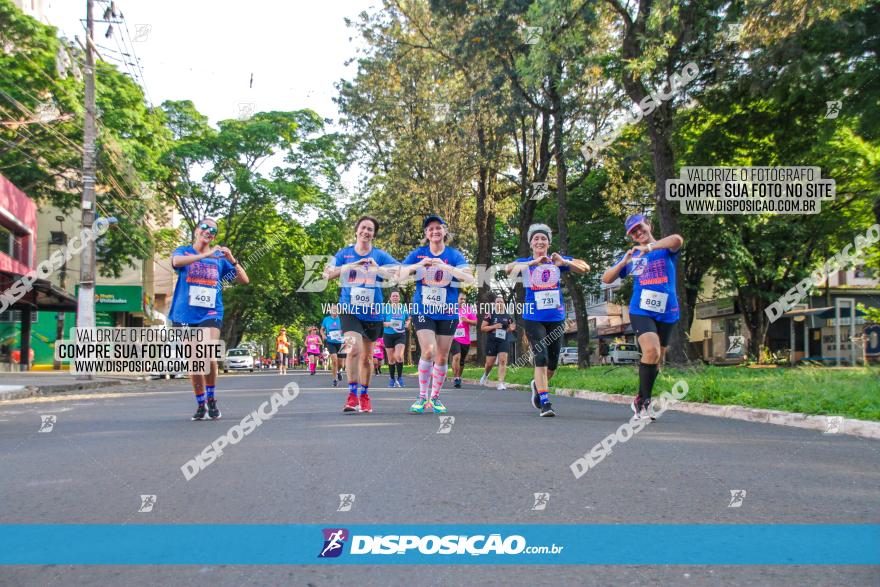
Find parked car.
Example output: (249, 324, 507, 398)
(223, 348, 255, 373)
(559, 347, 579, 365)
(608, 343, 641, 364)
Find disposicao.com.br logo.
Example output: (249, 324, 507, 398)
(320, 530, 564, 558)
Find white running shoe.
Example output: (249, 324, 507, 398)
(497, 382, 506, 390)
(479, 373, 488, 386)
(631, 397, 642, 420)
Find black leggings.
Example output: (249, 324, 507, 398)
(524, 320, 565, 371)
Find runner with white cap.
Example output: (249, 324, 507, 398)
(506, 223, 589, 417)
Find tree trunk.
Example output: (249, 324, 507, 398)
(739, 288, 769, 360)
(549, 65, 590, 368)
(616, 9, 692, 365)
(513, 109, 553, 365)
(646, 104, 690, 363)
(474, 123, 495, 364)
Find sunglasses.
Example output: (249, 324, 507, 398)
(199, 223, 218, 235)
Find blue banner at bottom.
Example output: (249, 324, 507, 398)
(0, 524, 877, 565)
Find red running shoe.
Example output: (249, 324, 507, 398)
(359, 393, 373, 414)
(343, 393, 359, 413)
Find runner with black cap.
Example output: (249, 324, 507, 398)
(400, 215, 474, 414)
(506, 223, 589, 417)
(324, 215, 399, 414)
(601, 213, 683, 420)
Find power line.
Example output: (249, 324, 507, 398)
(2, 68, 173, 280)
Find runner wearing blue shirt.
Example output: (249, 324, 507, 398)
(170, 217, 250, 421)
(320, 304, 344, 387)
(506, 223, 589, 417)
(324, 216, 399, 414)
(602, 214, 684, 420)
(382, 290, 411, 388)
(400, 215, 474, 414)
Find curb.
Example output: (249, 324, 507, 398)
(0, 377, 138, 402)
(462, 379, 880, 440)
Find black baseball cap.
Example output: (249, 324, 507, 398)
(423, 214, 447, 228)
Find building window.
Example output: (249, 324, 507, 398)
(853, 265, 875, 279)
(50, 231, 67, 245)
(0, 225, 28, 264)
(0, 310, 39, 323)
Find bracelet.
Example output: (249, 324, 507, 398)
(647, 243, 654, 252)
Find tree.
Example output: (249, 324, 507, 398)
(155, 101, 346, 345)
(0, 0, 171, 276)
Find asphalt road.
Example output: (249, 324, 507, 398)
(1, 370, 878, 586)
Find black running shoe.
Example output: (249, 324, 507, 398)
(530, 380, 541, 410)
(540, 403, 556, 417)
(207, 399, 221, 420)
(454, 378, 461, 389)
(192, 403, 207, 421)
(332, 378, 338, 387)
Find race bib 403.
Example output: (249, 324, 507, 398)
(188, 286, 216, 309)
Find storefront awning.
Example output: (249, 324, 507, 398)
(0, 271, 77, 312)
(32, 279, 77, 311)
(782, 306, 865, 319)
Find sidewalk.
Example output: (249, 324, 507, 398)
(0, 372, 137, 401)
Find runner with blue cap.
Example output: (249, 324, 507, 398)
(601, 214, 684, 420)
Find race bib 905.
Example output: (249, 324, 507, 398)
(351, 287, 375, 306)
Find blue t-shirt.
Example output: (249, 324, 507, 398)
(517, 256, 572, 322)
(321, 316, 343, 343)
(170, 245, 237, 324)
(334, 245, 398, 322)
(383, 305, 410, 334)
(402, 246, 469, 320)
(618, 248, 680, 323)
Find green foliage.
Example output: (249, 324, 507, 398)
(0, 0, 172, 277)
(155, 100, 346, 345)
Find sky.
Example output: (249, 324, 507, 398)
(43, 0, 377, 194)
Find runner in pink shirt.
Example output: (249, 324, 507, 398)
(451, 291, 477, 388)
(372, 336, 386, 375)
(305, 327, 322, 375)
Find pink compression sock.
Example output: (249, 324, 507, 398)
(418, 359, 432, 399)
(430, 364, 448, 399)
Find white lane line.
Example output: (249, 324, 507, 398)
(25, 478, 74, 487)
(316, 422, 402, 428)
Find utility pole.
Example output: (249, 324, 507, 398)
(77, 0, 97, 380)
